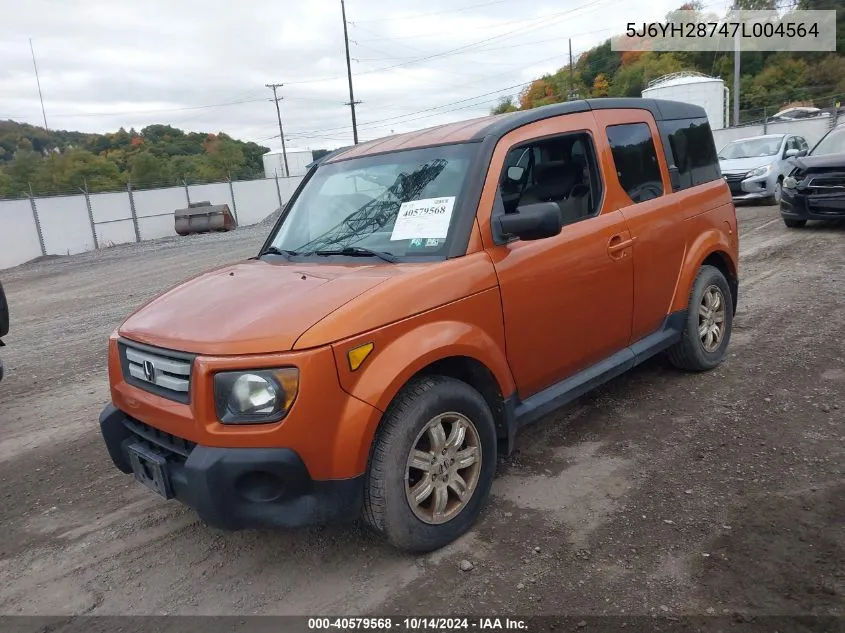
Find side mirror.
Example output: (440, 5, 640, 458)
(497, 202, 562, 242)
(506, 165, 525, 181)
(784, 148, 800, 158)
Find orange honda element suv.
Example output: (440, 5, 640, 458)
(100, 98, 738, 552)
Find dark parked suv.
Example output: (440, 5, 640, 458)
(781, 123, 845, 227)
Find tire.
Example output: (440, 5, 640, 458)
(769, 179, 782, 205)
(783, 217, 806, 228)
(363, 375, 497, 552)
(667, 265, 733, 372)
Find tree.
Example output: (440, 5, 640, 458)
(169, 155, 202, 181)
(576, 40, 621, 92)
(130, 151, 169, 188)
(4, 150, 41, 193)
(0, 169, 13, 197)
(734, 0, 776, 8)
(519, 78, 560, 110)
(592, 73, 610, 97)
(201, 137, 245, 179)
(491, 96, 519, 114)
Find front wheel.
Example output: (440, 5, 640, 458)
(783, 217, 806, 228)
(667, 265, 733, 372)
(363, 376, 497, 552)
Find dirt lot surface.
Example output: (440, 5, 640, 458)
(0, 206, 842, 623)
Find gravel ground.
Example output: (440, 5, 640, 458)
(0, 205, 842, 621)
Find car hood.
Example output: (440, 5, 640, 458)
(792, 152, 845, 171)
(718, 156, 776, 173)
(118, 259, 394, 355)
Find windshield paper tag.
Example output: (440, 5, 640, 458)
(390, 197, 455, 241)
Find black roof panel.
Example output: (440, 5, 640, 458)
(471, 97, 708, 142)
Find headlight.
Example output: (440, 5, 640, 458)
(746, 164, 772, 178)
(214, 368, 299, 424)
(783, 176, 797, 189)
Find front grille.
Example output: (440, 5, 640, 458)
(723, 173, 745, 195)
(119, 339, 195, 404)
(124, 417, 196, 463)
(807, 175, 845, 191)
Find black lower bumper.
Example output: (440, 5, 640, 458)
(781, 193, 845, 221)
(99, 404, 363, 530)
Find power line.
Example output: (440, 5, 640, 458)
(354, 0, 511, 23)
(281, 43, 595, 140)
(265, 83, 290, 177)
(283, 0, 609, 86)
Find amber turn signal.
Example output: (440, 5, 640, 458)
(347, 342, 374, 371)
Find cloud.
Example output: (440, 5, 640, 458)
(1, 0, 683, 150)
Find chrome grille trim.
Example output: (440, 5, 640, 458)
(118, 339, 195, 404)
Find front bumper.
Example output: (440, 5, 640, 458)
(780, 188, 845, 221)
(725, 172, 776, 201)
(99, 404, 364, 530)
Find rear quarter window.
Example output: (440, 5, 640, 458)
(658, 117, 721, 190)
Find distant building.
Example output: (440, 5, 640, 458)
(262, 148, 315, 179)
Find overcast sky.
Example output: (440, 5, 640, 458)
(2, 0, 692, 152)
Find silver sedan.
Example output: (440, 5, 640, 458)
(718, 134, 808, 203)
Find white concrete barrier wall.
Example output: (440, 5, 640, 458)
(0, 176, 304, 270)
(713, 117, 834, 151)
(90, 191, 130, 223)
(132, 186, 187, 218)
(0, 199, 41, 269)
(97, 219, 137, 248)
(90, 191, 136, 248)
(37, 195, 96, 256)
(137, 214, 176, 241)
(233, 178, 285, 224)
(188, 182, 232, 209)
(132, 186, 186, 240)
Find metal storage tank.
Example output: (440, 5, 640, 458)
(642, 72, 729, 130)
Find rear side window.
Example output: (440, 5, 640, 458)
(658, 117, 721, 190)
(606, 123, 664, 203)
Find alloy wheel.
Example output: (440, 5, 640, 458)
(698, 285, 727, 353)
(404, 412, 482, 525)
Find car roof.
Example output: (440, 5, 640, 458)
(725, 134, 787, 142)
(325, 97, 707, 163)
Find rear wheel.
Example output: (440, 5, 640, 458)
(783, 217, 806, 228)
(363, 376, 497, 552)
(667, 265, 733, 372)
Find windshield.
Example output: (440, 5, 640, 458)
(811, 126, 845, 156)
(267, 143, 477, 259)
(718, 137, 782, 160)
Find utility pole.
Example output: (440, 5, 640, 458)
(341, 0, 361, 144)
(29, 38, 48, 131)
(568, 38, 575, 100)
(265, 83, 289, 177)
(733, 4, 740, 126)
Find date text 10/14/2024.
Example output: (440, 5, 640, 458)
(307, 617, 528, 631)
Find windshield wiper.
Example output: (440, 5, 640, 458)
(259, 246, 299, 259)
(311, 246, 397, 263)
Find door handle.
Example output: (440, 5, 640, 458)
(607, 235, 636, 253)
